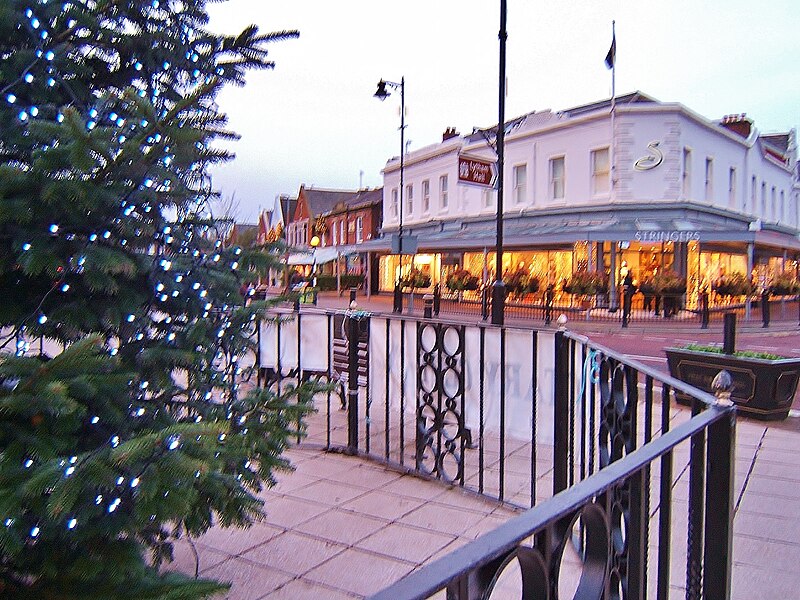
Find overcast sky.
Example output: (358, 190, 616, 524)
(206, 0, 799, 222)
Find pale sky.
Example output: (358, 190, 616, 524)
(206, 0, 799, 222)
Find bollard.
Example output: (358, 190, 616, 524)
(761, 290, 770, 328)
(700, 291, 709, 329)
(723, 312, 736, 354)
(433, 284, 441, 316)
(622, 287, 632, 328)
(349, 287, 357, 304)
(393, 283, 402, 314)
(346, 314, 360, 453)
(293, 295, 300, 312)
(423, 294, 434, 318)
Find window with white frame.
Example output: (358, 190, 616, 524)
(513, 164, 527, 204)
(704, 157, 713, 201)
(728, 167, 736, 206)
(356, 216, 363, 242)
(682, 148, 692, 197)
(391, 188, 398, 218)
(550, 156, 565, 199)
(439, 175, 448, 209)
(422, 179, 430, 213)
(406, 184, 413, 215)
(482, 188, 496, 209)
(591, 148, 610, 194)
(332, 221, 337, 245)
(339, 219, 346, 244)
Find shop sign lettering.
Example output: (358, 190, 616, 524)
(634, 230, 701, 243)
(458, 156, 495, 187)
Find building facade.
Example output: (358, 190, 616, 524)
(367, 92, 798, 307)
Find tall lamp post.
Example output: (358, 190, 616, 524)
(374, 77, 405, 314)
(310, 234, 320, 305)
(491, 0, 508, 325)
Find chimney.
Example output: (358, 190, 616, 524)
(442, 127, 459, 142)
(719, 113, 752, 138)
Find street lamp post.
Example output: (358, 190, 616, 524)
(374, 77, 405, 314)
(491, 0, 508, 326)
(310, 234, 320, 305)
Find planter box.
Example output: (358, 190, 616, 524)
(665, 348, 800, 420)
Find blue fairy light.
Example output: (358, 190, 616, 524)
(22, 243, 31, 251)
(89, 233, 97, 242)
(116, 476, 124, 485)
(67, 518, 77, 530)
(31, 18, 40, 28)
(110, 435, 120, 448)
(24, 73, 34, 83)
(6, 93, 16, 103)
(18, 111, 28, 121)
(23, 458, 34, 468)
(91, 416, 99, 424)
(57, 113, 64, 122)
(126, 314, 135, 322)
(61, 284, 69, 292)
(134, 61, 142, 71)
(130, 477, 140, 488)
(47, 77, 55, 87)
(30, 526, 40, 538)
(95, 494, 103, 505)
(45, 50, 54, 60)
(38, 314, 47, 324)
(49, 224, 58, 233)
(29, 106, 38, 116)
(108, 498, 121, 513)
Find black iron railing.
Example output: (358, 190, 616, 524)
(257, 308, 736, 598)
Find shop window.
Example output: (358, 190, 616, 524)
(439, 175, 448, 210)
(550, 156, 565, 199)
(704, 157, 713, 201)
(513, 164, 527, 204)
(682, 148, 692, 198)
(406, 184, 413, 216)
(422, 179, 430, 213)
(592, 147, 610, 194)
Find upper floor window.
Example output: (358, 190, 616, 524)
(391, 188, 399, 218)
(405, 184, 413, 215)
(550, 156, 565, 199)
(439, 175, 449, 209)
(591, 148, 610, 195)
(332, 221, 337, 245)
(682, 148, 692, 197)
(780, 190, 786, 222)
(339, 219, 346, 244)
(513, 164, 527, 204)
(749, 176, 756, 212)
(704, 157, 713, 201)
(771, 186, 777, 221)
(422, 179, 430, 213)
(761, 182, 767, 216)
(482, 188, 496, 209)
(355, 216, 363, 242)
(728, 167, 736, 207)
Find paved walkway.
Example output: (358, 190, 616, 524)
(169, 292, 800, 598)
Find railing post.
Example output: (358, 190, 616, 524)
(346, 314, 361, 454)
(544, 284, 553, 325)
(481, 286, 490, 321)
(553, 330, 570, 495)
(685, 401, 706, 600)
(761, 290, 770, 328)
(433, 283, 441, 316)
(723, 312, 736, 354)
(393, 283, 403, 313)
(704, 406, 736, 600)
(700, 291, 709, 329)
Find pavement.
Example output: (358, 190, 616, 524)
(169, 291, 800, 599)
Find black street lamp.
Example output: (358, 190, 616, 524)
(374, 77, 405, 313)
(491, 0, 508, 326)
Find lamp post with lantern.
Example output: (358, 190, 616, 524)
(310, 234, 320, 305)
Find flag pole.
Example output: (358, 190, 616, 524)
(610, 20, 616, 202)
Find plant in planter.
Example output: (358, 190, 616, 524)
(769, 272, 800, 296)
(713, 272, 754, 297)
(563, 271, 608, 295)
(445, 268, 480, 292)
(666, 343, 800, 420)
(503, 269, 540, 297)
(653, 269, 686, 317)
(401, 267, 432, 290)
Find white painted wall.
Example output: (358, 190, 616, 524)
(380, 101, 797, 230)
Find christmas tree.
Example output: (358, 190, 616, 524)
(0, 1, 313, 597)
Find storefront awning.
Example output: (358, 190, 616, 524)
(287, 247, 340, 265)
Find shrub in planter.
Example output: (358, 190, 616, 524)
(713, 272, 754, 297)
(445, 268, 480, 292)
(504, 269, 540, 295)
(652, 269, 686, 295)
(563, 271, 608, 295)
(769, 272, 800, 296)
(315, 274, 365, 291)
(401, 268, 432, 290)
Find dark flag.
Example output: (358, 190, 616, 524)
(605, 33, 616, 69)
